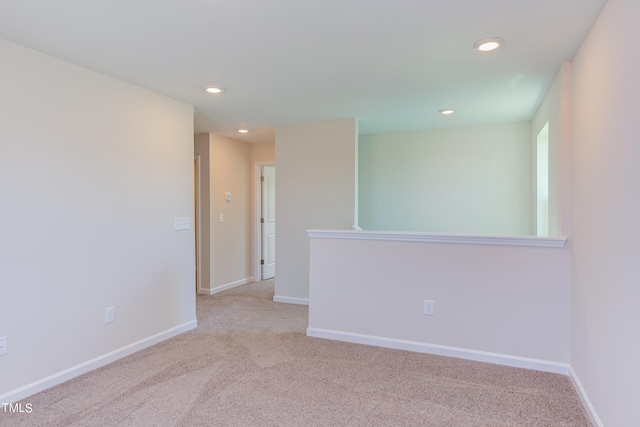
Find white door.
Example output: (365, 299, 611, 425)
(261, 166, 276, 280)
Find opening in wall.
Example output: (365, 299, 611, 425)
(536, 122, 549, 236)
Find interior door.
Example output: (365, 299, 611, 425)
(261, 166, 276, 280)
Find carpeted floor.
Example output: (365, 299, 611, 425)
(2, 280, 592, 426)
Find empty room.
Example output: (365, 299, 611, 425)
(1, 1, 638, 426)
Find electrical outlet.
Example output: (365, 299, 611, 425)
(0, 336, 7, 355)
(105, 307, 115, 324)
(423, 300, 434, 316)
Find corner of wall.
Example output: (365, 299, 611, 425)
(274, 118, 357, 300)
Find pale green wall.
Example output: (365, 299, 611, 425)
(358, 122, 532, 235)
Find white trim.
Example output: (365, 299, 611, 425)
(568, 366, 603, 427)
(307, 229, 567, 248)
(306, 328, 570, 375)
(253, 161, 275, 282)
(273, 295, 309, 306)
(201, 277, 254, 295)
(0, 319, 197, 404)
(194, 155, 202, 295)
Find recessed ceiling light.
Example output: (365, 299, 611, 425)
(238, 129, 249, 133)
(473, 37, 504, 52)
(205, 86, 224, 94)
(439, 109, 455, 115)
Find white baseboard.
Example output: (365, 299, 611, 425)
(200, 277, 254, 295)
(306, 328, 570, 375)
(273, 295, 309, 306)
(0, 319, 198, 404)
(568, 366, 603, 427)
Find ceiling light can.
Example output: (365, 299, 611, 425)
(205, 86, 224, 94)
(439, 108, 455, 115)
(473, 37, 504, 52)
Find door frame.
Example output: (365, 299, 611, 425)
(253, 161, 275, 281)
(194, 155, 203, 294)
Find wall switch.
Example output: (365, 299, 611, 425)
(0, 336, 7, 355)
(105, 307, 115, 324)
(174, 217, 191, 230)
(423, 300, 434, 316)
(225, 192, 231, 202)
(219, 213, 224, 222)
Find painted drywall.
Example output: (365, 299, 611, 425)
(251, 140, 275, 164)
(275, 119, 357, 301)
(571, 0, 640, 425)
(194, 134, 211, 293)
(0, 39, 195, 397)
(531, 62, 573, 238)
(308, 236, 570, 364)
(195, 134, 253, 290)
(210, 135, 252, 287)
(359, 122, 532, 235)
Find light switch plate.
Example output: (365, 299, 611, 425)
(174, 217, 191, 230)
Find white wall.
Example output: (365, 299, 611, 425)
(359, 122, 532, 235)
(531, 62, 573, 238)
(308, 234, 570, 366)
(275, 119, 357, 301)
(195, 134, 254, 293)
(194, 134, 211, 292)
(0, 39, 196, 400)
(210, 135, 252, 288)
(571, 0, 640, 425)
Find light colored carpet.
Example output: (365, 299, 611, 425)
(2, 280, 591, 426)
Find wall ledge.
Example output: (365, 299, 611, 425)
(307, 230, 567, 248)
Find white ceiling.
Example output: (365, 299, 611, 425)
(0, 0, 606, 144)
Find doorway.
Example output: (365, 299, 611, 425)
(254, 163, 276, 281)
(261, 165, 276, 280)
